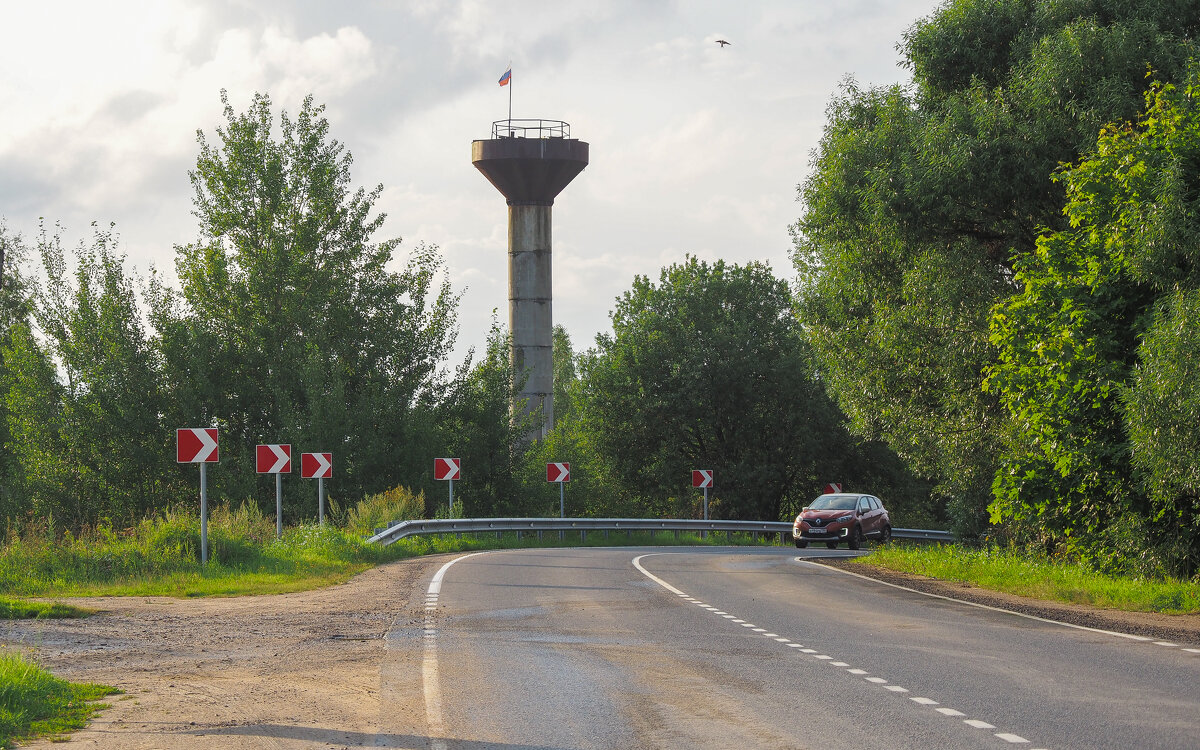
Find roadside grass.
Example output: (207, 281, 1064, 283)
(0, 496, 775, 599)
(0, 649, 118, 749)
(0, 598, 92, 620)
(862, 544, 1200, 614)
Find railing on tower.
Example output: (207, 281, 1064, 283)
(491, 119, 571, 139)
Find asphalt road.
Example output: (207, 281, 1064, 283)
(393, 546, 1200, 749)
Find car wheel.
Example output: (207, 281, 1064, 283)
(879, 526, 892, 545)
(794, 539, 808, 549)
(847, 526, 862, 550)
(825, 540, 839, 550)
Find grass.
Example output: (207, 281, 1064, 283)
(0, 496, 775, 599)
(0, 597, 92, 620)
(0, 649, 118, 749)
(861, 543, 1200, 614)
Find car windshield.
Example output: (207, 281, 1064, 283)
(807, 494, 858, 511)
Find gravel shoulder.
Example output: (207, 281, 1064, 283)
(811, 556, 1200, 643)
(1, 555, 446, 749)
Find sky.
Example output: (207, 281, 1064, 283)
(0, 0, 944, 362)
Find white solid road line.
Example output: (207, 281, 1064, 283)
(422, 552, 488, 750)
(795, 557, 1189, 647)
(633, 551, 1053, 749)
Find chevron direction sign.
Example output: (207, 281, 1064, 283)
(692, 469, 714, 489)
(434, 458, 461, 481)
(547, 462, 571, 483)
(177, 428, 219, 463)
(256, 444, 292, 474)
(301, 452, 333, 479)
(824, 482, 843, 494)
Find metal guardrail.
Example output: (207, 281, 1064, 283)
(368, 517, 953, 546)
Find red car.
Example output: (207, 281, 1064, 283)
(792, 493, 891, 550)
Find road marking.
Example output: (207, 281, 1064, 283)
(632, 553, 1050, 748)
(422, 552, 488, 750)
(797, 558, 1160, 644)
(996, 732, 1031, 743)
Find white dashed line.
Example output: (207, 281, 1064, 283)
(630, 553, 1049, 748)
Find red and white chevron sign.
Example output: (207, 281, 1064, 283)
(434, 458, 461, 481)
(301, 452, 332, 479)
(692, 469, 713, 489)
(547, 462, 571, 483)
(256, 444, 292, 474)
(176, 428, 219, 463)
(824, 482, 843, 494)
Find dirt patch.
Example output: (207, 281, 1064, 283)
(1, 555, 447, 749)
(811, 556, 1200, 643)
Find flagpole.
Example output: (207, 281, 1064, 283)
(508, 62, 513, 125)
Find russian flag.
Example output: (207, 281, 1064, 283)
(498, 67, 512, 86)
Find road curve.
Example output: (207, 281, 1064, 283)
(395, 546, 1200, 749)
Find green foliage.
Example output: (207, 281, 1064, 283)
(0, 649, 117, 748)
(987, 68, 1200, 574)
(0, 502, 400, 597)
(2, 224, 169, 529)
(344, 485, 426, 535)
(0, 598, 91, 620)
(863, 543, 1200, 614)
(436, 318, 539, 517)
(150, 90, 458, 515)
(794, 0, 1200, 537)
(574, 257, 930, 523)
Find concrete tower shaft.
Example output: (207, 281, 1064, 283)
(472, 121, 588, 440)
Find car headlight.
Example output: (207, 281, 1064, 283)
(836, 515, 853, 523)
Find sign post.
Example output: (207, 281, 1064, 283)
(434, 458, 461, 515)
(257, 444, 292, 539)
(177, 428, 219, 564)
(548, 462, 571, 541)
(301, 453, 333, 524)
(692, 469, 714, 539)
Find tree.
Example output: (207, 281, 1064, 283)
(575, 257, 926, 523)
(988, 69, 1200, 574)
(0, 223, 34, 525)
(793, 0, 1200, 535)
(435, 319, 539, 517)
(152, 91, 458, 515)
(3, 224, 168, 528)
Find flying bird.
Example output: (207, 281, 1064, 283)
(715, 39, 731, 47)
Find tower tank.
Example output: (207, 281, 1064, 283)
(472, 119, 589, 440)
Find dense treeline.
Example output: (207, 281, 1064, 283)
(794, 0, 1200, 576)
(0, 91, 928, 538)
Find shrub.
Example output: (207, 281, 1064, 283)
(344, 486, 425, 535)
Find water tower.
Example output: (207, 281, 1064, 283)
(472, 119, 589, 440)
